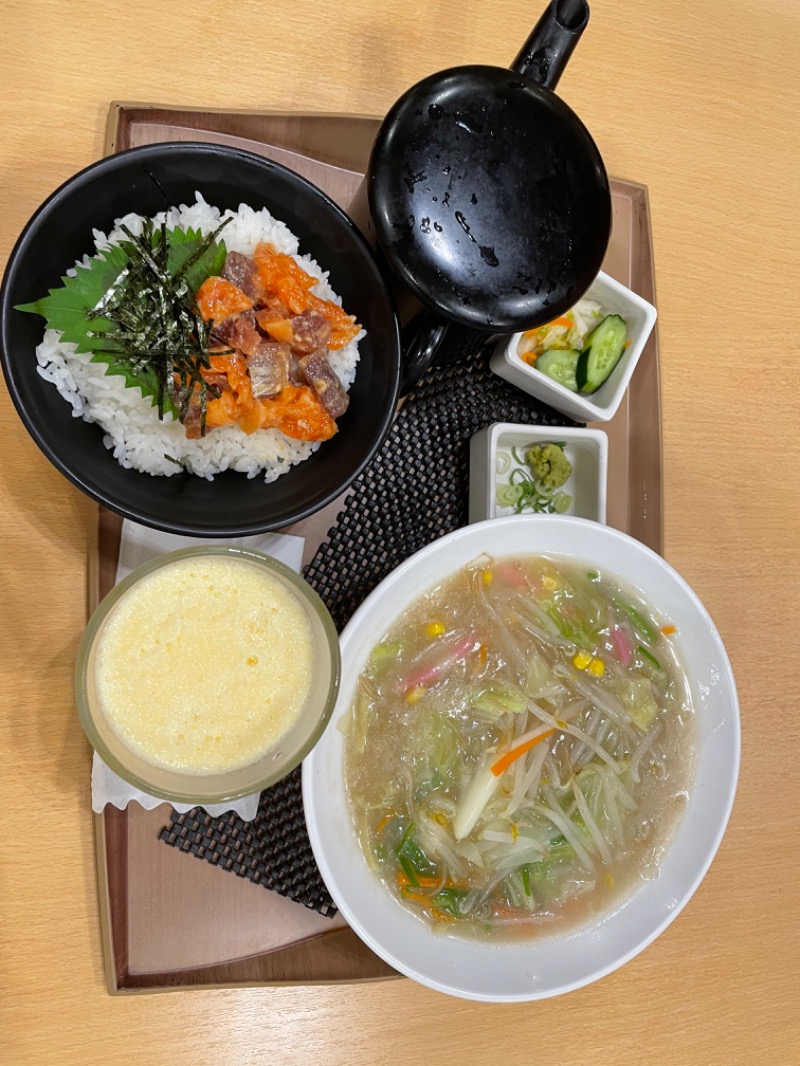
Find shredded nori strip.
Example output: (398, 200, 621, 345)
(86, 217, 231, 435)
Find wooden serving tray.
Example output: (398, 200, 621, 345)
(92, 103, 662, 993)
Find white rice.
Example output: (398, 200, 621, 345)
(35, 193, 363, 480)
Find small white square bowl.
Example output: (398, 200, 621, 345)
(469, 422, 608, 524)
(489, 271, 658, 422)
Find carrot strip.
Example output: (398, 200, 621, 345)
(396, 872, 468, 890)
(661, 624, 677, 635)
(401, 889, 436, 907)
(397, 874, 439, 889)
(399, 890, 455, 922)
(490, 729, 556, 777)
(376, 813, 396, 835)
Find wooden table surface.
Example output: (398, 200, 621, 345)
(1, 1, 798, 1063)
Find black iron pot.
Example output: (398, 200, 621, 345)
(365, 0, 611, 390)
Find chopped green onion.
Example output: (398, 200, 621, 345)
(509, 466, 535, 486)
(432, 888, 470, 918)
(637, 645, 663, 670)
(399, 855, 419, 887)
(511, 445, 528, 465)
(613, 597, 659, 644)
(495, 451, 512, 475)
(496, 483, 524, 507)
(403, 839, 430, 871)
(395, 821, 415, 856)
(521, 864, 532, 898)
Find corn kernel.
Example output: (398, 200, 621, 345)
(572, 652, 592, 670)
(588, 658, 605, 677)
(482, 570, 493, 585)
(405, 686, 426, 704)
(425, 621, 446, 638)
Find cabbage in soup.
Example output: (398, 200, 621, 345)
(343, 555, 695, 939)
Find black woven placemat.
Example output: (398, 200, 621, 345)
(159, 328, 572, 914)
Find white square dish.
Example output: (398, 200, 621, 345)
(488, 271, 657, 422)
(469, 422, 608, 524)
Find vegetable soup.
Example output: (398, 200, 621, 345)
(343, 555, 695, 939)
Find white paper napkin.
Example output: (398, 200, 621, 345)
(91, 519, 306, 822)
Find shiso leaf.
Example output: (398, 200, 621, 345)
(88, 350, 171, 411)
(15, 224, 228, 418)
(15, 243, 130, 353)
(164, 225, 228, 292)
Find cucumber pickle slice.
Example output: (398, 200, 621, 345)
(576, 314, 627, 393)
(535, 349, 580, 392)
